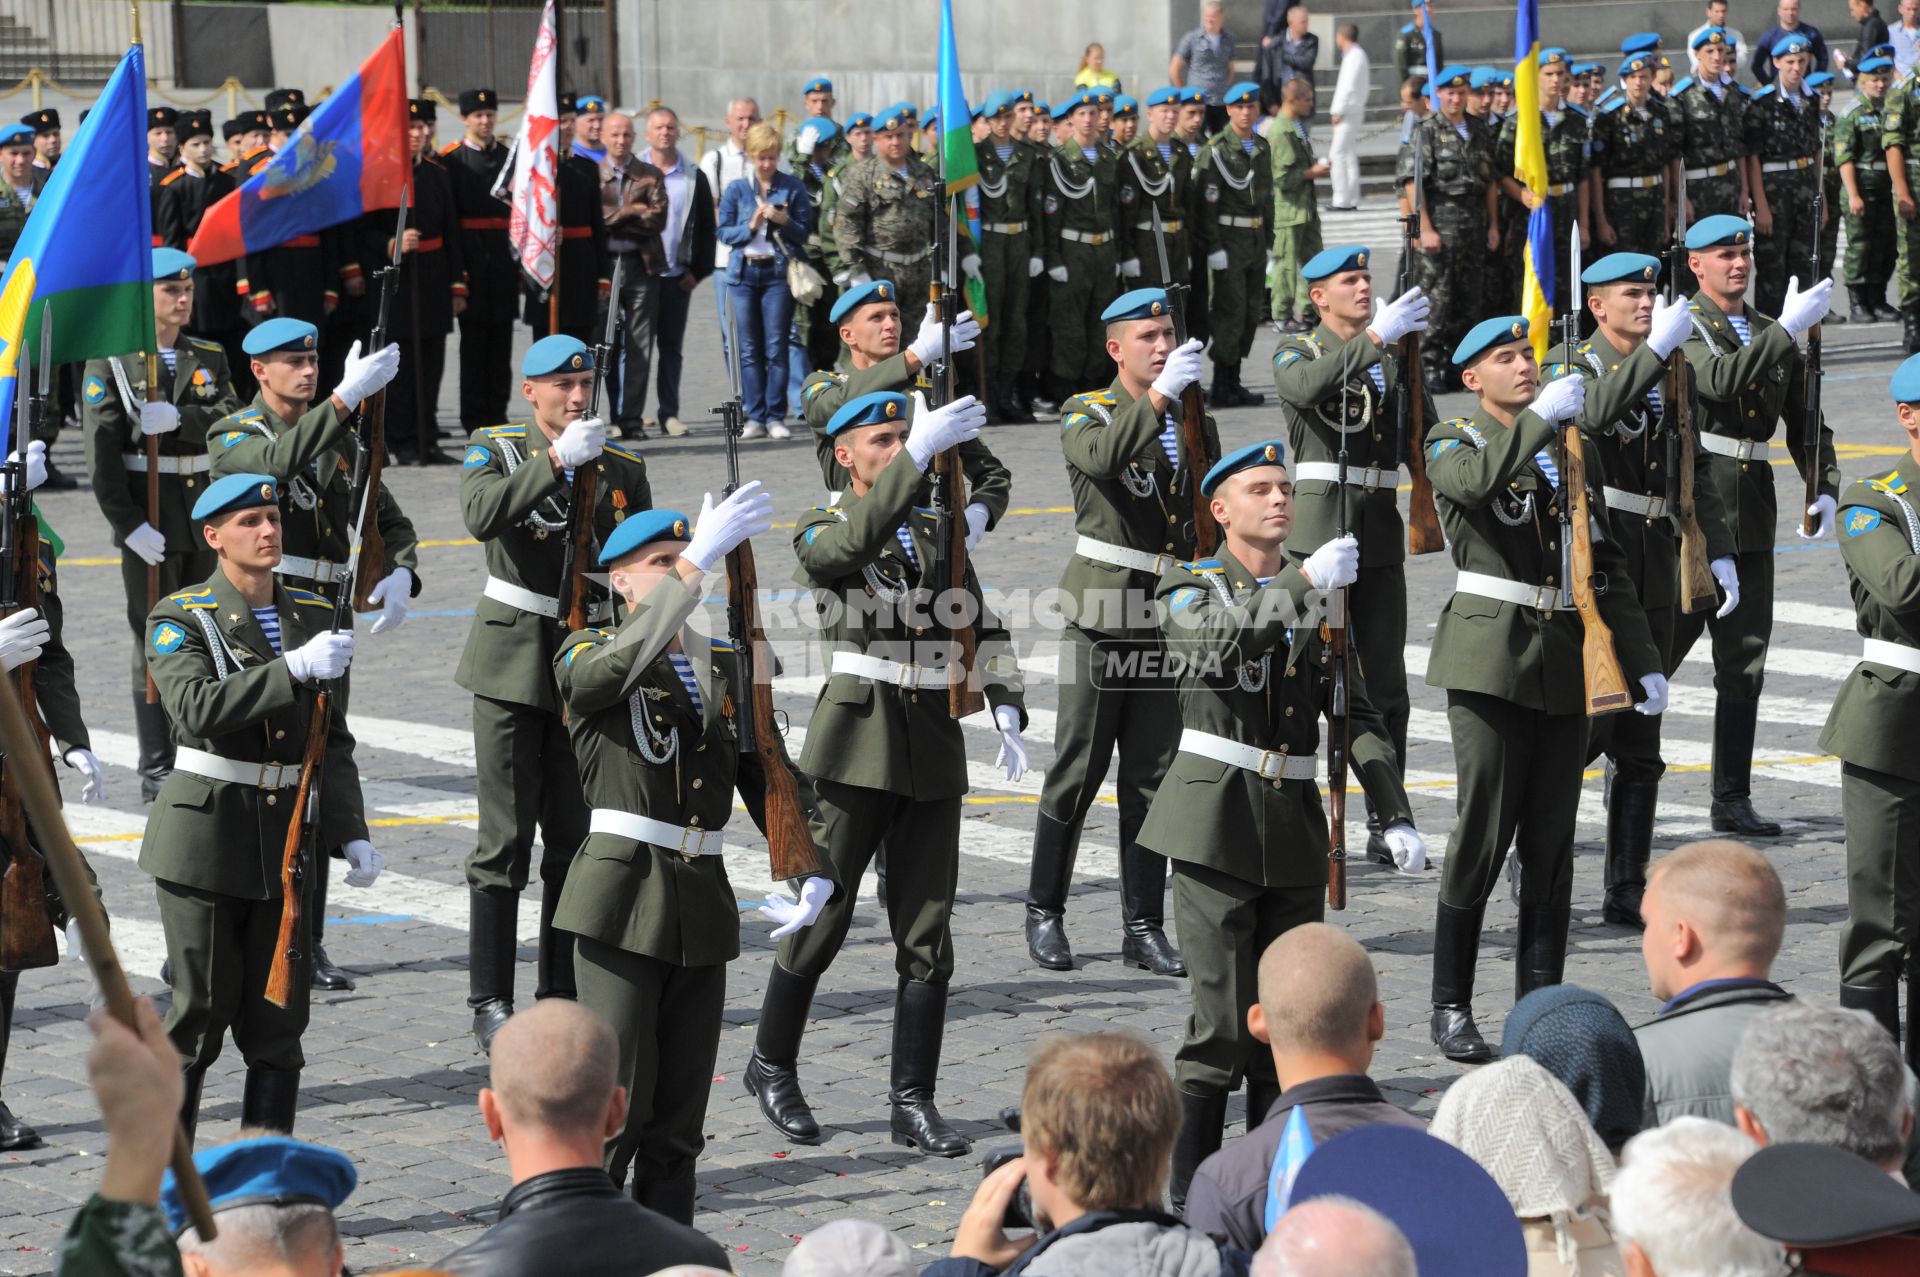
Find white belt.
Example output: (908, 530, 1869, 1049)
(983, 220, 1029, 234)
(1075, 535, 1178, 575)
(483, 575, 613, 623)
(1858, 161, 1890, 172)
(1061, 228, 1114, 245)
(1545, 181, 1575, 197)
(274, 554, 343, 584)
(1863, 638, 1920, 675)
(1605, 174, 1662, 190)
(1698, 433, 1772, 461)
(1178, 729, 1318, 781)
(121, 452, 211, 475)
(588, 808, 727, 856)
(1136, 218, 1184, 233)
(1760, 157, 1814, 173)
(1603, 486, 1671, 519)
(1684, 160, 1738, 179)
(829, 650, 958, 689)
(1455, 570, 1572, 612)
(1294, 461, 1395, 491)
(875, 245, 933, 265)
(1220, 215, 1263, 229)
(172, 746, 300, 790)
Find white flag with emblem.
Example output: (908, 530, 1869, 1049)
(506, 0, 559, 291)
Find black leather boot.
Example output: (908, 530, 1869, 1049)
(1119, 841, 1185, 976)
(1244, 1076, 1281, 1131)
(1025, 812, 1078, 971)
(744, 963, 822, 1144)
(888, 979, 969, 1157)
(1603, 779, 1659, 929)
(0, 973, 39, 1150)
(179, 1066, 205, 1145)
(1873, 291, 1901, 323)
(535, 880, 576, 1001)
(309, 854, 355, 992)
(241, 1066, 301, 1133)
(1209, 365, 1235, 408)
(1363, 812, 1393, 866)
(1841, 982, 1901, 1043)
(468, 889, 518, 1054)
(1002, 381, 1035, 423)
(1905, 305, 1920, 354)
(1709, 700, 1783, 837)
(1851, 286, 1877, 323)
(1430, 900, 1494, 1063)
(632, 1170, 697, 1225)
(133, 692, 174, 804)
(1514, 904, 1569, 1002)
(1233, 362, 1264, 407)
(1170, 1087, 1228, 1214)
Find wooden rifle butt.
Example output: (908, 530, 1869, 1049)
(562, 467, 601, 634)
(1580, 619, 1636, 716)
(350, 390, 391, 613)
(1180, 386, 1218, 555)
(1401, 333, 1445, 555)
(264, 701, 330, 1009)
(0, 846, 59, 971)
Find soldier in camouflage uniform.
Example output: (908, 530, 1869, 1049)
(1497, 48, 1587, 313)
(1810, 73, 1844, 317)
(0, 123, 39, 264)
(785, 76, 851, 174)
(1839, 56, 1899, 321)
(833, 103, 938, 320)
(1392, 0, 1443, 89)
(1267, 80, 1327, 331)
(1042, 91, 1122, 403)
(1397, 66, 1499, 393)
(1882, 60, 1920, 348)
(1195, 82, 1273, 407)
(1119, 87, 1194, 294)
(791, 117, 846, 389)
(1671, 27, 1751, 293)
(1591, 52, 1675, 258)
(974, 92, 1044, 424)
(1745, 33, 1826, 319)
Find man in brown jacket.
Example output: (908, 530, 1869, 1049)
(597, 112, 667, 439)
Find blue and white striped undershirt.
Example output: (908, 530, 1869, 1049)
(1158, 142, 1173, 164)
(1727, 314, 1752, 345)
(894, 526, 918, 567)
(1648, 384, 1664, 415)
(159, 347, 177, 375)
(1241, 137, 1256, 156)
(252, 607, 282, 656)
(1535, 449, 1561, 487)
(667, 651, 702, 713)
(1367, 365, 1385, 394)
(1082, 146, 1099, 162)
(995, 144, 1013, 163)
(1159, 413, 1181, 466)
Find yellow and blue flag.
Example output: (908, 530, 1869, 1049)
(937, 0, 988, 323)
(1514, 0, 1553, 359)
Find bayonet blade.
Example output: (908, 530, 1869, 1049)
(35, 302, 51, 400)
(389, 194, 409, 269)
(1149, 203, 1172, 285)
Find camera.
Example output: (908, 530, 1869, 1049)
(981, 1107, 1035, 1231)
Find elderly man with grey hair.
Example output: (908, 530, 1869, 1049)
(1730, 1002, 1914, 1174)
(1611, 1117, 1783, 1277)
(1253, 1197, 1416, 1277)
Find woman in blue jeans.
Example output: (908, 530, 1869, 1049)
(717, 122, 812, 438)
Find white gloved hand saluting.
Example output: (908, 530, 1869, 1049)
(964, 502, 990, 551)
(1029, 256, 1045, 278)
(1207, 250, 1230, 272)
(1647, 294, 1694, 360)
(63, 747, 106, 803)
(904, 391, 987, 471)
(1710, 556, 1740, 618)
(551, 415, 606, 468)
(341, 839, 383, 888)
(1383, 822, 1427, 873)
(684, 480, 776, 571)
(285, 631, 354, 684)
(1048, 264, 1069, 284)
(907, 303, 982, 366)
(125, 522, 166, 567)
(1799, 493, 1837, 540)
(1368, 286, 1431, 346)
(138, 401, 180, 437)
(9, 440, 45, 492)
(1151, 338, 1207, 402)
(0, 608, 48, 672)
(366, 567, 413, 635)
(1528, 375, 1587, 423)
(333, 339, 401, 411)
(757, 875, 833, 939)
(1301, 534, 1360, 591)
(1635, 672, 1670, 716)
(993, 704, 1029, 782)
(1778, 275, 1835, 340)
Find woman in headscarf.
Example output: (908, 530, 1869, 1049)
(1502, 985, 1648, 1155)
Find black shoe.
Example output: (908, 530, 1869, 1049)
(469, 889, 518, 1052)
(1170, 1088, 1228, 1213)
(1230, 363, 1265, 407)
(1026, 812, 1078, 971)
(744, 1051, 822, 1144)
(1514, 903, 1568, 1002)
(888, 978, 969, 1157)
(311, 945, 355, 991)
(1850, 286, 1877, 324)
(417, 447, 456, 466)
(1431, 899, 1491, 1061)
(1840, 983, 1900, 1042)
(1430, 1004, 1494, 1063)
(1002, 393, 1035, 424)
(1906, 306, 1920, 354)
(179, 1068, 205, 1146)
(1874, 296, 1902, 323)
(1025, 908, 1073, 970)
(1208, 378, 1235, 408)
(1364, 830, 1394, 866)
(1710, 797, 1783, 837)
(392, 449, 420, 466)
(747, 962, 822, 1143)
(0, 1101, 40, 1151)
(39, 462, 76, 491)
(1602, 778, 1659, 929)
(470, 998, 513, 1054)
(1031, 393, 1061, 415)
(1121, 925, 1187, 976)
(240, 1066, 301, 1133)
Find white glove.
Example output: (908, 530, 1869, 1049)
(1778, 275, 1835, 339)
(8, 440, 45, 492)
(960, 253, 982, 280)
(849, 270, 873, 288)
(1119, 257, 1142, 277)
(757, 875, 833, 939)
(552, 414, 606, 468)
(332, 339, 401, 411)
(1207, 249, 1230, 271)
(0, 608, 47, 672)
(1151, 337, 1207, 401)
(1383, 822, 1427, 873)
(1710, 556, 1740, 618)
(1028, 256, 1045, 277)
(342, 838, 383, 888)
(1369, 286, 1431, 345)
(993, 704, 1029, 782)
(906, 303, 982, 365)
(285, 630, 354, 684)
(138, 400, 180, 436)
(904, 391, 986, 471)
(366, 567, 413, 635)
(1048, 264, 1070, 284)
(63, 747, 106, 803)
(1647, 294, 1694, 360)
(684, 480, 775, 571)
(963, 501, 990, 551)
(1528, 375, 1586, 423)
(64, 918, 84, 965)
(124, 522, 166, 567)
(1301, 534, 1360, 591)
(1635, 672, 1670, 716)
(1799, 493, 1837, 540)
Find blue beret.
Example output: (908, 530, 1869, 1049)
(827, 390, 910, 437)
(1691, 26, 1731, 50)
(874, 101, 915, 132)
(968, 104, 983, 121)
(1222, 81, 1261, 107)
(1101, 288, 1172, 323)
(1869, 42, 1896, 59)
(1582, 252, 1661, 285)
(1538, 47, 1570, 67)
(1301, 243, 1372, 281)
(829, 277, 897, 324)
(1452, 315, 1530, 366)
(1431, 65, 1472, 90)
(802, 77, 833, 96)
(522, 334, 593, 378)
(191, 471, 279, 521)
(794, 116, 841, 152)
(1011, 88, 1034, 104)
(980, 90, 1016, 119)
(1807, 71, 1835, 89)
(1495, 72, 1514, 89)
(922, 105, 940, 128)
(1031, 101, 1050, 117)
(1858, 56, 1896, 74)
(1180, 87, 1208, 105)
(1202, 440, 1287, 497)
(1146, 86, 1181, 107)
(1619, 54, 1656, 77)
(1773, 33, 1812, 57)
(1112, 95, 1139, 118)
(0, 123, 32, 147)
(1890, 353, 1920, 403)
(598, 508, 693, 565)
(575, 95, 606, 114)
(242, 317, 318, 356)
(152, 247, 196, 281)
(847, 112, 873, 131)
(1051, 97, 1081, 121)
(1621, 31, 1661, 55)
(161, 1136, 357, 1237)
(1686, 213, 1753, 249)
(1569, 62, 1600, 77)
(1468, 67, 1499, 90)
(1084, 86, 1115, 107)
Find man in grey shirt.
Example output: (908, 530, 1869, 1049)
(1172, 1, 1238, 132)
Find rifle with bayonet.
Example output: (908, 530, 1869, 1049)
(927, 180, 986, 719)
(349, 199, 407, 613)
(556, 256, 624, 636)
(1324, 346, 1353, 912)
(1149, 204, 1218, 556)
(1801, 122, 1827, 539)
(1665, 193, 1717, 614)
(1399, 128, 1445, 555)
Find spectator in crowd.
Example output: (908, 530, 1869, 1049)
(643, 105, 714, 439)
(697, 97, 760, 357)
(596, 111, 667, 440)
(715, 121, 810, 440)
(171, 1135, 357, 1277)
(1075, 43, 1121, 92)
(1327, 23, 1370, 209)
(1253, 1197, 1416, 1277)
(1256, 0, 1300, 110)
(437, 1001, 732, 1276)
(1691, 0, 1750, 74)
(926, 1031, 1250, 1277)
(1397, 77, 1429, 144)
(1633, 840, 1792, 1127)
(1277, 5, 1319, 115)
(1752, 0, 1830, 82)
(1730, 1002, 1913, 1174)
(782, 1218, 915, 1277)
(1609, 1117, 1783, 1277)
(1835, 0, 1892, 75)
(1186, 925, 1424, 1253)
(1893, 0, 1920, 74)
(1430, 1056, 1624, 1276)
(1503, 986, 1647, 1155)
(1172, 1, 1238, 133)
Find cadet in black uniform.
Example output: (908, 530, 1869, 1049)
(379, 99, 467, 466)
(524, 92, 610, 342)
(442, 88, 518, 431)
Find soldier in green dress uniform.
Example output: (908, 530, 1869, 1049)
(833, 103, 938, 320)
(1591, 53, 1675, 258)
(555, 496, 837, 1223)
(1023, 289, 1216, 977)
(742, 389, 1026, 1160)
(1837, 57, 1899, 321)
(1266, 79, 1327, 332)
(1673, 215, 1841, 838)
(1041, 91, 1122, 403)
(1141, 439, 1425, 1207)
(1195, 82, 1272, 407)
(973, 91, 1044, 424)
(1745, 34, 1826, 319)
(454, 335, 652, 1052)
(143, 472, 382, 1137)
(1422, 315, 1664, 1064)
(1121, 87, 1195, 298)
(1397, 66, 1499, 394)
(1825, 353, 1920, 1069)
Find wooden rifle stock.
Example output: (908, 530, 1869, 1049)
(349, 386, 389, 613)
(1563, 426, 1634, 716)
(0, 511, 55, 972)
(1801, 322, 1824, 538)
(1181, 385, 1217, 557)
(1401, 332, 1444, 555)
(560, 467, 599, 634)
(1670, 354, 1718, 614)
(937, 445, 987, 719)
(265, 693, 330, 1009)
(1323, 605, 1349, 911)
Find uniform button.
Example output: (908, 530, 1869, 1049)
(266, 793, 277, 805)
(1165, 543, 1175, 551)
(654, 713, 665, 722)
(691, 778, 704, 789)
(1284, 706, 1294, 717)
(910, 693, 918, 703)
(690, 815, 702, 826)
(1168, 515, 1177, 524)
(916, 627, 926, 635)
(274, 729, 285, 740)
(1746, 409, 1756, 417)
(1545, 575, 1556, 586)
(1272, 779, 1284, 790)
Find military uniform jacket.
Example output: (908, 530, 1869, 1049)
(1672, 78, 1750, 175)
(1267, 117, 1321, 231)
(1744, 85, 1824, 168)
(84, 340, 240, 547)
(0, 171, 43, 260)
(1835, 94, 1891, 173)
(209, 394, 422, 592)
(974, 135, 1044, 242)
(1273, 325, 1433, 569)
(1057, 379, 1220, 635)
(1497, 109, 1588, 202)
(366, 154, 467, 339)
(1397, 112, 1495, 207)
(1592, 97, 1673, 180)
(1117, 137, 1193, 272)
(1194, 129, 1272, 259)
(140, 572, 366, 896)
(1820, 466, 1920, 781)
(1042, 141, 1122, 266)
(154, 164, 242, 332)
(440, 137, 520, 323)
(1422, 405, 1661, 714)
(1681, 294, 1840, 552)
(21, 545, 88, 756)
(455, 424, 651, 712)
(832, 153, 939, 282)
(792, 451, 1026, 801)
(1881, 71, 1920, 165)
(1139, 548, 1411, 888)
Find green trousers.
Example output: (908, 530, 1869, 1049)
(464, 694, 587, 894)
(1438, 689, 1583, 913)
(1840, 762, 1920, 987)
(1049, 239, 1120, 387)
(1897, 168, 1920, 306)
(1350, 563, 1410, 781)
(1268, 221, 1323, 321)
(156, 877, 310, 1073)
(1039, 624, 1180, 830)
(980, 228, 1032, 393)
(1587, 601, 1675, 785)
(1843, 176, 1896, 289)
(120, 546, 215, 689)
(1670, 547, 1774, 705)
(1207, 230, 1267, 363)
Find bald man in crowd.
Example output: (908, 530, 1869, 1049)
(1253, 1197, 1419, 1277)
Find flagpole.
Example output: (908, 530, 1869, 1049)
(549, 0, 563, 338)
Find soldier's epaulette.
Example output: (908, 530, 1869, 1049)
(1606, 97, 1629, 113)
(439, 140, 462, 156)
(710, 638, 736, 653)
(1567, 104, 1589, 119)
(912, 506, 938, 520)
(1869, 470, 1909, 495)
(809, 504, 836, 514)
(801, 374, 845, 403)
(1754, 85, 1777, 99)
(1185, 558, 1226, 574)
(481, 425, 525, 438)
(563, 631, 609, 665)
(169, 586, 217, 609)
(186, 335, 223, 353)
(159, 167, 188, 187)
(1672, 77, 1695, 94)
(603, 442, 645, 464)
(1081, 390, 1117, 406)
(285, 587, 334, 609)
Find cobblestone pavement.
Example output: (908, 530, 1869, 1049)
(0, 286, 1899, 1274)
